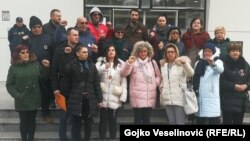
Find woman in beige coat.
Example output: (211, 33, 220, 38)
(160, 43, 194, 124)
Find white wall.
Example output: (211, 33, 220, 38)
(206, 0, 250, 62)
(0, 0, 83, 81)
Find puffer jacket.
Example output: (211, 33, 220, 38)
(160, 56, 194, 107)
(194, 48, 224, 117)
(96, 57, 127, 109)
(8, 24, 29, 52)
(65, 59, 102, 117)
(208, 38, 230, 59)
(123, 20, 149, 46)
(120, 57, 161, 108)
(220, 55, 250, 113)
(6, 54, 47, 111)
(88, 7, 108, 42)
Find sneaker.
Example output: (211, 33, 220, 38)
(43, 115, 54, 123)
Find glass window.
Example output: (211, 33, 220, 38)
(113, 10, 131, 25)
(85, 0, 139, 7)
(153, 0, 205, 9)
(178, 11, 205, 30)
(145, 11, 177, 29)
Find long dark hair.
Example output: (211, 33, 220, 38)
(105, 44, 119, 69)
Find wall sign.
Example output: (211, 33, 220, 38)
(2, 11, 10, 21)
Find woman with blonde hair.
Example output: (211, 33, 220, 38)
(121, 41, 161, 124)
(208, 26, 230, 59)
(159, 43, 194, 125)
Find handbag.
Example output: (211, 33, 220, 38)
(182, 87, 198, 115)
(244, 92, 250, 113)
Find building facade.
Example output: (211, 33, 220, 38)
(0, 0, 250, 81)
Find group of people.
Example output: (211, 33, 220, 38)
(6, 6, 250, 141)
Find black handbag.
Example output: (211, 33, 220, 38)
(244, 93, 250, 113)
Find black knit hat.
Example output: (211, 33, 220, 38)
(203, 42, 216, 54)
(29, 16, 42, 29)
(114, 24, 124, 32)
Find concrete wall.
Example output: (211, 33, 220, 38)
(206, 0, 250, 61)
(0, 0, 83, 81)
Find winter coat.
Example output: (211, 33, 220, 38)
(120, 57, 161, 108)
(96, 57, 127, 109)
(43, 20, 58, 37)
(8, 24, 29, 52)
(88, 7, 108, 42)
(220, 55, 250, 113)
(51, 43, 78, 96)
(160, 56, 194, 107)
(123, 20, 149, 46)
(107, 37, 131, 61)
(194, 48, 224, 117)
(6, 54, 47, 111)
(181, 29, 210, 51)
(66, 59, 102, 117)
(24, 32, 53, 63)
(149, 24, 173, 45)
(208, 38, 230, 59)
(167, 26, 185, 56)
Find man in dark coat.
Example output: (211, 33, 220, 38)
(8, 17, 29, 54)
(23, 16, 54, 124)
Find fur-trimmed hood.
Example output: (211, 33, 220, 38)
(198, 46, 221, 60)
(11, 53, 37, 65)
(96, 56, 124, 64)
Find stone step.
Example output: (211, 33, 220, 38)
(0, 116, 168, 132)
(0, 131, 119, 141)
(0, 106, 167, 118)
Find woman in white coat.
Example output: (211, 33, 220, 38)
(193, 42, 224, 124)
(160, 43, 194, 125)
(96, 44, 127, 140)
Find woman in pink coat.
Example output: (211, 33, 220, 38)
(120, 41, 161, 124)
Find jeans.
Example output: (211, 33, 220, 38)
(59, 110, 69, 141)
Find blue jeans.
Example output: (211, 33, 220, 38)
(59, 110, 69, 141)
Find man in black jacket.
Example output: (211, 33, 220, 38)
(8, 17, 29, 54)
(23, 16, 54, 124)
(51, 27, 79, 141)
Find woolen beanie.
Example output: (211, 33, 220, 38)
(114, 24, 124, 32)
(203, 42, 216, 54)
(29, 16, 42, 29)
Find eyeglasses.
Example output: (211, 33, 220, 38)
(80, 22, 88, 25)
(20, 51, 29, 55)
(32, 25, 42, 29)
(167, 51, 175, 54)
(116, 32, 124, 34)
(92, 13, 100, 17)
(171, 32, 179, 35)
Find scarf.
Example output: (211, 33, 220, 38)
(138, 57, 152, 83)
(193, 57, 219, 93)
